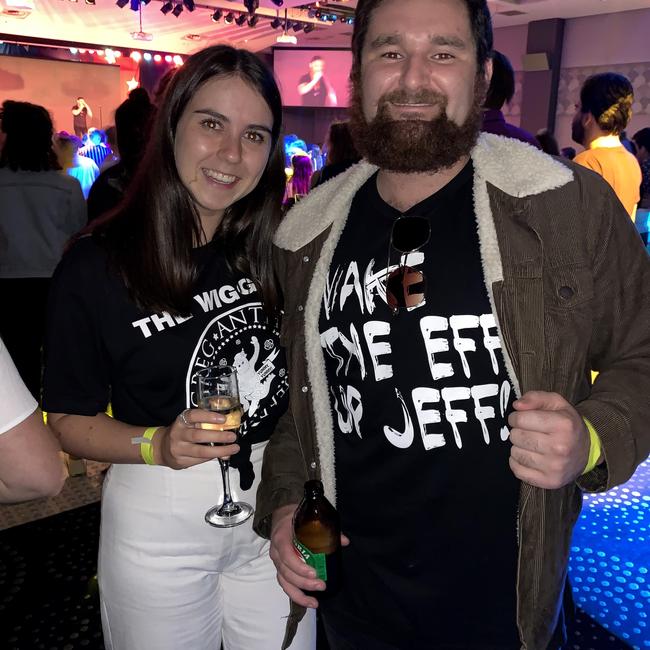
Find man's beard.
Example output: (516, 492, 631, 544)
(571, 116, 585, 146)
(349, 76, 488, 174)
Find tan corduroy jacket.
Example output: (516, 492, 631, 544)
(254, 134, 650, 650)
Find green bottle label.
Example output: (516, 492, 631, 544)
(293, 538, 327, 581)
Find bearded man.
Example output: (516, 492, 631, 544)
(254, 1, 650, 649)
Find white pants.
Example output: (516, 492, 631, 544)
(98, 441, 315, 650)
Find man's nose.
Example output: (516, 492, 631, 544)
(401, 55, 430, 90)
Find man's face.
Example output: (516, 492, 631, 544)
(350, 0, 491, 173)
(310, 59, 325, 77)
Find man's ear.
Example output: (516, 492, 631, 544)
(483, 57, 493, 89)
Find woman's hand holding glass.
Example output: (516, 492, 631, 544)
(153, 408, 240, 470)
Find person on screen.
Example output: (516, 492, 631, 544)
(71, 97, 93, 138)
(297, 56, 338, 107)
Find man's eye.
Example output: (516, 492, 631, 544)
(434, 53, 454, 61)
(381, 51, 402, 60)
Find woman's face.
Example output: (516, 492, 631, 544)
(174, 74, 274, 234)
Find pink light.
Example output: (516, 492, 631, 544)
(164, 55, 172, 63)
(173, 55, 183, 66)
(153, 54, 162, 62)
(114, 51, 122, 58)
(78, 48, 86, 54)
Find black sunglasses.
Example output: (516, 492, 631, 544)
(385, 215, 430, 314)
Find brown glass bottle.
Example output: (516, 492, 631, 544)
(293, 479, 342, 599)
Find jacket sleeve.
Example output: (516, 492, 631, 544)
(253, 245, 310, 539)
(575, 181, 650, 492)
(254, 405, 309, 539)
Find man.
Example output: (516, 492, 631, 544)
(71, 96, 93, 137)
(572, 73, 642, 219)
(79, 127, 111, 169)
(255, 1, 650, 649)
(297, 56, 338, 107)
(54, 132, 100, 200)
(482, 50, 539, 148)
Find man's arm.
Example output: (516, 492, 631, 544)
(0, 410, 67, 503)
(297, 73, 321, 96)
(71, 106, 82, 116)
(84, 103, 93, 119)
(574, 182, 650, 491)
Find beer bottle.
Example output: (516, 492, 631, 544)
(293, 479, 342, 598)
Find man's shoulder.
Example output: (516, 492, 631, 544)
(274, 161, 377, 252)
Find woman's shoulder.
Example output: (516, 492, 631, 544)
(54, 235, 110, 284)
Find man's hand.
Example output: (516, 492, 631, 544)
(508, 391, 591, 489)
(270, 503, 349, 608)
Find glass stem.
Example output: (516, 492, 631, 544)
(218, 458, 236, 513)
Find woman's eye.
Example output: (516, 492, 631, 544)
(201, 119, 221, 130)
(246, 131, 266, 144)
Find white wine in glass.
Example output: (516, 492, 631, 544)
(196, 366, 253, 528)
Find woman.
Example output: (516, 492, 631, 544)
(43, 45, 315, 650)
(0, 100, 86, 399)
(284, 154, 313, 207)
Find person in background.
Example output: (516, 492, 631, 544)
(54, 132, 100, 200)
(311, 121, 362, 187)
(80, 127, 111, 169)
(481, 50, 539, 147)
(154, 67, 178, 107)
(536, 128, 560, 156)
(561, 146, 577, 160)
(0, 101, 86, 400)
(633, 127, 650, 210)
(285, 154, 313, 208)
(0, 336, 67, 503)
(43, 44, 315, 650)
(100, 125, 120, 172)
(71, 96, 92, 137)
(297, 56, 338, 107)
(620, 130, 637, 155)
(256, 0, 650, 648)
(572, 72, 642, 220)
(87, 89, 156, 223)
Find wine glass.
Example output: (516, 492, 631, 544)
(196, 365, 253, 528)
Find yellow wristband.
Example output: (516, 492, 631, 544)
(581, 418, 603, 475)
(140, 426, 161, 466)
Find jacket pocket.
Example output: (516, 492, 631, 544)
(545, 266, 594, 311)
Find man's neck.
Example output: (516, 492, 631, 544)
(376, 156, 470, 213)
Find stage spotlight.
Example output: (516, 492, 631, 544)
(115, 0, 129, 8)
(292, 22, 303, 32)
(270, 16, 282, 29)
(243, 0, 258, 15)
(248, 14, 260, 27)
(160, 1, 173, 14)
(224, 12, 234, 24)
(182, 0, 194, 11)
(235, 13, 248, 26)
(85, 0, 95, 5)
(211, 8, 223, 22)
(271, 0, 283, 6)
(141, 0, 151, 4)
(172, 2, 183, 17)
(303, 23, 315, 34)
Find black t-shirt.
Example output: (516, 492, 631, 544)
(318, 162, 521, 648)
(298, 72, 327, 107)
(43, 236, 289, 487)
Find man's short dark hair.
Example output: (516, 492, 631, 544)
(311, 55, 323, 63)
(579, 72, 634, 135)
(484, 50, 514, 110)
(633, 127, 650, 152)
(351, 0, 493, 79)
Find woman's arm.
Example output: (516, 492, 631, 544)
(48, 410, 239, 469)
(0, 409, 67, 503)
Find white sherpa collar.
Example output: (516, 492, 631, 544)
(274, 132, 573, 252)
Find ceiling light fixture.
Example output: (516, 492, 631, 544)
(224, 11, 234, 24)
(160, 1, 173, 14)
(211, 8, 222, 22)
(172, 2, 183, 17)
(248, 14, 260, 27)
(182, 0, 194, 11)
(235, 13, 248, 26)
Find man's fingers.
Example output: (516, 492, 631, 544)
(508, 409, 569, 435)
(514, 390, 569, 412)
(277, 574, 319, 609)
(509, 456, 558, 490)
(341, 533, 350, 547)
